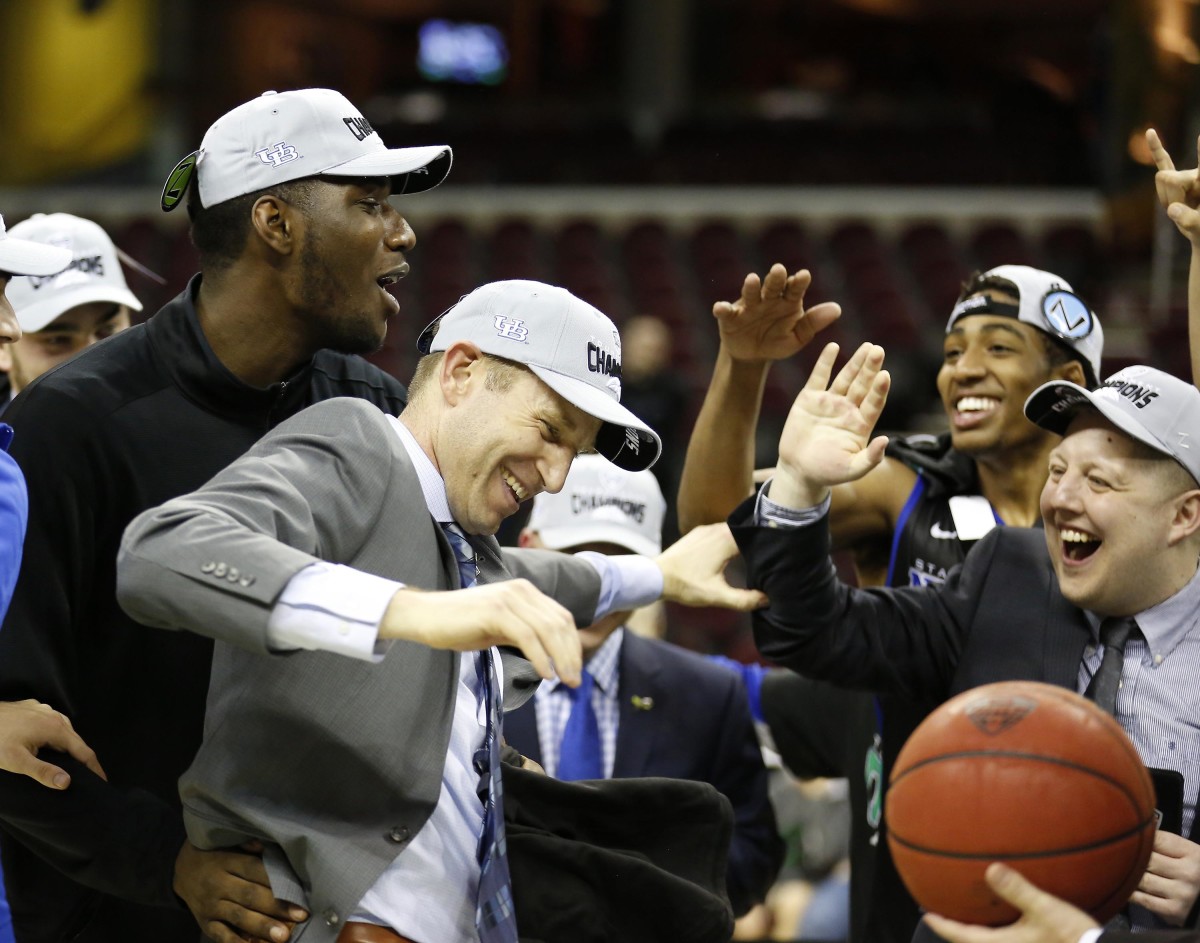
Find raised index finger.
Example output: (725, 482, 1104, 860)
(1147, 128, 1176, 172)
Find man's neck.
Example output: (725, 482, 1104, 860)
(194, 272, 312, 388)
(972, 440, 1055, 527)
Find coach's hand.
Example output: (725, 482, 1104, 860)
(923, 863, 1098, 943)
(175, 840, 307, 943)
(656, 522, 766, 611)
(381, 580, 583, 687)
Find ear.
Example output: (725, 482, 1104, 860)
(1168, 488, 1200, 545)
(1051, 357, 1088, 388)
(439, 341, 485, 406)
(248, 194, 297, 257)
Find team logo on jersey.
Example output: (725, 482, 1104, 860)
(493, 316, 529, 341)
(929, 522, 957, 540)
(255, 142, 300, 168)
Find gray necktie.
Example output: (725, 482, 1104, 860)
(1085, 617, 1137, 715)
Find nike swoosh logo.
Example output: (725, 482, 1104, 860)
(930, 523, 958, 539)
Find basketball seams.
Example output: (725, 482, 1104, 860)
(890, 748, 1150, 819)
(888, 818, 1157, 859)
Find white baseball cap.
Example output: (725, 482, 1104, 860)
(417, 280, 662, 472)
(0, 214, 71, 278)
(1025, 364, 1200, 486)
(6, 214, 142, 333)
(161, 88, 453, 211)
(948, 264, 1104, 386)
(528, 454, 666, 556)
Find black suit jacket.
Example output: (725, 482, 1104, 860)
(505, 630, 784, 916)
(729, 502, 1200, 938)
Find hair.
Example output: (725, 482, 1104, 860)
(406, 351, 529, 402)
(187, 178, 317, 271)
(959, 271, 1098, 388)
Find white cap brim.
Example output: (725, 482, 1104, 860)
(322, 145, 453, 195)
(16, 282, 143, 333)
(0, 239, 71, 278)
(536, 522, 661, 557)
(528, 365, 662, 473)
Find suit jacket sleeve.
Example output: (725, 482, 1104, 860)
(500, 547, 602, 630)
(117, 400, 398, 652)
(728, 497, 1001, 703)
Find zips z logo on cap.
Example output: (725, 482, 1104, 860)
(255, 143, 301, 168)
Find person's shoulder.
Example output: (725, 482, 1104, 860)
(309, 351, 407, 411)
(885, 431, 979, 498)
(632, 634, 746, 691)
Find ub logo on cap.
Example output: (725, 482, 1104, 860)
(255, 143, 300, 168)
(494, 316, 529, 342)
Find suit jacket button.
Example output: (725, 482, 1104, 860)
(239, 576, 256, 587)
(214, 562, 228, 577)
(387, 825, 410, 843)
(227, 566, 240, 582)
(323, 909, 340, 927)
(201, 562, 216, 573)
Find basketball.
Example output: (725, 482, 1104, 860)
(886, 680, 1157, 925)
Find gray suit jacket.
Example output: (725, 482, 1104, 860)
(117, 397, 602, 942)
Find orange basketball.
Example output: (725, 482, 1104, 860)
(886, 680, 1156, 925)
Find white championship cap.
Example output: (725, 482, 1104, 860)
(1025, 364, 1200, 487)
(7, 214, 142, 333)
(947, 264, 1104, 386)
(161, 88, 453, 211)
(417, 280, 662, 472)
(528, 454, 666, 556)
(0, 214, 71, 278)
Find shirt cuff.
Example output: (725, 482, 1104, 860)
(575, 551, 663, 619)
(266, 562, 401, 662)
(1078, 930, 1103, 943)
(754, 477, 832, 528)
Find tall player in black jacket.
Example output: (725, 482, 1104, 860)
(0, 88, 451, 943)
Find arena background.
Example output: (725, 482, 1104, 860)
(0, 0, 1194, 658)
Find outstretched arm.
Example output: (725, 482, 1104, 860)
(1148, 128, 1200, 387)
(677, 265, 841, 532)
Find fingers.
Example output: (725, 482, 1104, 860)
(760, 263, 790, 298)
(494, 582, 581, 685)
(0, 700, 107, 788)
(796, 301, 842, 342)
(176, 843, 305, 943)
(843, 345, 886, 404)
(739, 271, 763, 308)
(920, 913, 990, 943)
(1148, 127, 1175, 172)
(804, 343, 841, 393)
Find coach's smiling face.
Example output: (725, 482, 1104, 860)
(436, 346, 601, 537)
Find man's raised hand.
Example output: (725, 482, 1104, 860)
(714, 264, 842, 363)
(770, 342, 891, 510)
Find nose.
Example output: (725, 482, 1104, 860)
(384, 211, 416, 252)
(951, 344, 986, 380)
(0, 291, 21, 345)
(1044, 471, 1083, 515)
(540, 446, 576, 495)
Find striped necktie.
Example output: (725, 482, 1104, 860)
(1085, 617, 1137, 715)
(441, 523, 518, 943)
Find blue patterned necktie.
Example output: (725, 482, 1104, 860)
(557, 668, 603, 781)
(441, 522, 518, 943)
